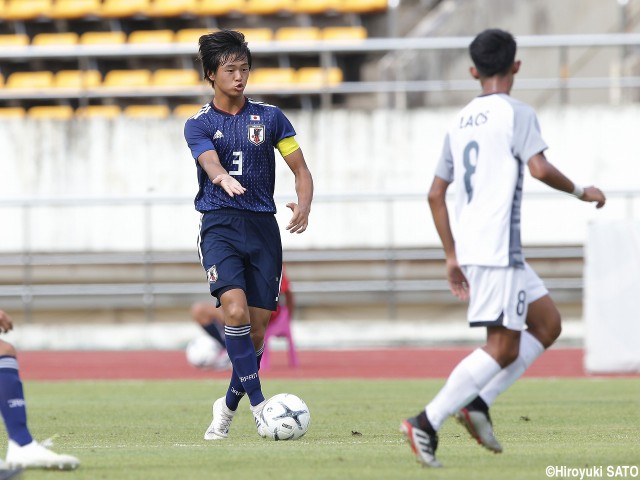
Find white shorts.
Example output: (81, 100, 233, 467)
(462, 262, 548, 331)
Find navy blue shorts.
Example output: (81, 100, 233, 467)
(198, 208, 282, 311)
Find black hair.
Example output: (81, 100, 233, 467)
(469, 29, 517, 77)
(197, 30, 252, 85)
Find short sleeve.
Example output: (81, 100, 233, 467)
(272, 108, 296, 145)
(434, 133, 454, 182)
(184, 118, 215, 161)
(511, 103, 548, 163)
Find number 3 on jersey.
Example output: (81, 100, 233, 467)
(229, 151, 243, 176)
(463, 141, 479, 203)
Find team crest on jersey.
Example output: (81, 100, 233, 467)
(207, 265, 218, 283)
(248, 124, 265, 145)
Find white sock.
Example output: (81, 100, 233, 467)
(479, 330, 545, 406)
(426, 348, 501, 431)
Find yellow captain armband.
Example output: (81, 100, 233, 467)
(276, 137, 300, 157)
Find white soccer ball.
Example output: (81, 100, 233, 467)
(185, 336, 223, 369)
(261, 393, 311, 441)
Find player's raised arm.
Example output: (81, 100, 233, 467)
(527, 152, 606, 208)
(197, 150, 246, 197)
(282, 147, 313, 234)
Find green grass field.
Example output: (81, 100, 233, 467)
(9, 378, 639, 479)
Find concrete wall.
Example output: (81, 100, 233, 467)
(1, 105, 639, 252)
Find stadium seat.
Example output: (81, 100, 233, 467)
(321, 26, 367, 41)
(152, 69, 200, 87)
(250, 68, 296, 87)
(5, 71, 54, 90)
(146, 0, 197, 17)
(275, 26, 321, 42)
(175, 28, 213, 45)
(123, 104, 170, 118)
(295, 66, 343, 86)
(31, 32, 79, 46)
(244, 0, 292, 16)
(27, 105, 75, 120)
(240, 28, 273, 44)
(335, 0, 387, 13)
(79, 31, 127, 45)
(173, 103, 205, 118)
(0, 107, 27, 118)
(4, 0, 52, 20)
(261, 307, 298, 370)
(50, 0, 101, 19)
(291, 0, 341, 14)
(128, 29, 175, 44)
(195, 0, 245, 16)
(0, 34, 30, 47)
(103, 69, 152, 88)
(76, 105, 122, 118)
(54, 70, 102, 89)
(100, 0, 150, 18)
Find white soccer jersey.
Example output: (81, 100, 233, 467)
(435, 93, 548, 267)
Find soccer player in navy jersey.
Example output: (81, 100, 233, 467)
(400, 29, 606, 467)
(0, 310, 79, 471)
(184, 30, 313, 440)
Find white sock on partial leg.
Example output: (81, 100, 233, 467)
(426, 348, 501, 431)
(479, 330, 544, 406)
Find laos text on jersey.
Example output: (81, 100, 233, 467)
(434, 93, 548, 267)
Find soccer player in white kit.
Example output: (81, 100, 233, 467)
(400, 28, 607, 468)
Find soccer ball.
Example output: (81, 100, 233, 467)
(261, 393, 311, 441)
(185, 336, 225, 369)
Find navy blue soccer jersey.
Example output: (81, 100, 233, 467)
(184, 98, 296, 213)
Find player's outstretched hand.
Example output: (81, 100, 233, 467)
(446, 259, 470, 301)
(213, 174, 246, 197)
(286, 202, 309, 234)
(581, 186, 606, 209)
(0, 310, 14, 334)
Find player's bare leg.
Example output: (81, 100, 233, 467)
(457, 298, 561, 452)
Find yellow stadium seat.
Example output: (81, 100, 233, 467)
(152, 69, 199, 87)
(6, 71, 54, 90)
(275, 26, 321, 42)
(32, 32, 79, 46)
(79, 31, 127, 45)
(196, 0, 245, 16)
(100, 0, 150, 18)
(175, 28, 213, 45)
(123, 105, 170, 118)
(28, 105, 75, 120)
(173, 103, 206, 118)
(0, 107, 27, 119)
(128, 29, 175, 44)
(103, 69, 152, 88)
(240, 28, 273, 44)
(291, 0, 341, 14)
(76, 105, 122, 118)
(250, 68, 295, 87)
(50, 0, 101, 19)
(146, 0, 197, 17)
(335, 0, 387, 13)
(0, 34, 30, 47)
(4, 0, 52, 20)
(295, 66, 343, 86)
(321, 26, 367, 41)
(54, 70, 102, 89)
(244, 0, 292, 15)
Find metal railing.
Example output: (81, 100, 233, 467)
(0, 190, 638, 321)
(1, 33, 639, 107)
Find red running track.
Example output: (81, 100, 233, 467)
(17, 347, 629, 381)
